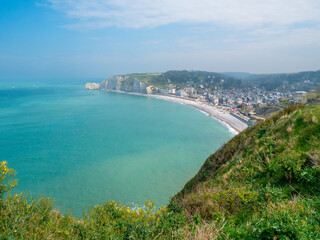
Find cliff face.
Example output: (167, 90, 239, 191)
(85, 83, 100, 90)
(99, 75, 147, 93)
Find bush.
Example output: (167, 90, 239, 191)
(0, 161, 188, 239)
(180, 186, 259, 222)
(268, 149, 306, 184)
(252, 199, 320, 240)
(80, 201, 171, 239)
(0, 161, 17, 200)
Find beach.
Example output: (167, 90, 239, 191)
(148, 94, 248, 133)
(104, 90, 248, 133)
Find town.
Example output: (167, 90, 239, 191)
(147, 84, 307, 125)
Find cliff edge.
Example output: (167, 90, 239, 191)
(86, 75, 147, 94)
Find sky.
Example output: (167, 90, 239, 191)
(1, 0, 320, 80)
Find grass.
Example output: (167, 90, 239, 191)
(170, 90, 320, 239)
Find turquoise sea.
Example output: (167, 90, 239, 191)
(0, 82, 233, 216)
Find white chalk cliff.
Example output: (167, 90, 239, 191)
(85, 83, 100, 90)
(86, 75, 147, 94)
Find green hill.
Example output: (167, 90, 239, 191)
(241, 70, 320, 91)
(128, 70, 244, 89)
(1, 91, 320, 239)
(220, 72, 253, 80)
(255, 105, 283, 118)
(127, 70, 320, 92)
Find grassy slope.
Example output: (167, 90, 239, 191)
(0, 91, 320, 239)
(255, 105, 283, 118)
(171, 91, 320, 239)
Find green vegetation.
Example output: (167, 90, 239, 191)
(0, 164, 186, 239)
(241, 70, 320, 91)
(127, 73, 161, 86)
(255, 105, 282, 118)
(171, 90, 320, 239)
(1, 90, 320, 239)
(128, 70, 244, 89)
(128, 70, 320, 92)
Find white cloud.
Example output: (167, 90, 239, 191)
(41, 0, 320, 74)
(47, 0, 320, 29)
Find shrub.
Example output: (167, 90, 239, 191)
(268, 149, 306, 184)
(180, 186, 259, 222)
(252, 199, 320, 240)
(0, 161, 17, 200)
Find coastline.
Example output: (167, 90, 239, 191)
(100, 89, 248, 134)
(148, 94, 247, 134)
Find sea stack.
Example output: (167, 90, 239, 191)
(85, 82, 100, 90)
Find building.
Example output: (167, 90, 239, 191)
(146, 86, 159, 94)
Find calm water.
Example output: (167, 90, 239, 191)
(0, 83, 233, 216)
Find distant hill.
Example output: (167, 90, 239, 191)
(129, 70, 320, 91)
(129, 70, 243, 89)
(240, 70, 320, 91)
(220, 72, 253, 80)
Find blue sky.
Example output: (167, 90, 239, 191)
(1, 0, 320, 80)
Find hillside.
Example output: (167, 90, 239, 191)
(171, 89, 320, 239)
(0, 90, 320, 239)
(125, 70, 320, 92)
(87, 70, 320, 94)
(255, 105, 283, 118)
(240, 70, 320, 91)
(220, 72, 253, 80)
(128, 70, 244, 89)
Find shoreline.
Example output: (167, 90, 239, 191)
(148, 94, 247, 134)
(100, 89, 248, 134)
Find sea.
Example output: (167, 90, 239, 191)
(0, 80, 234, 216)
